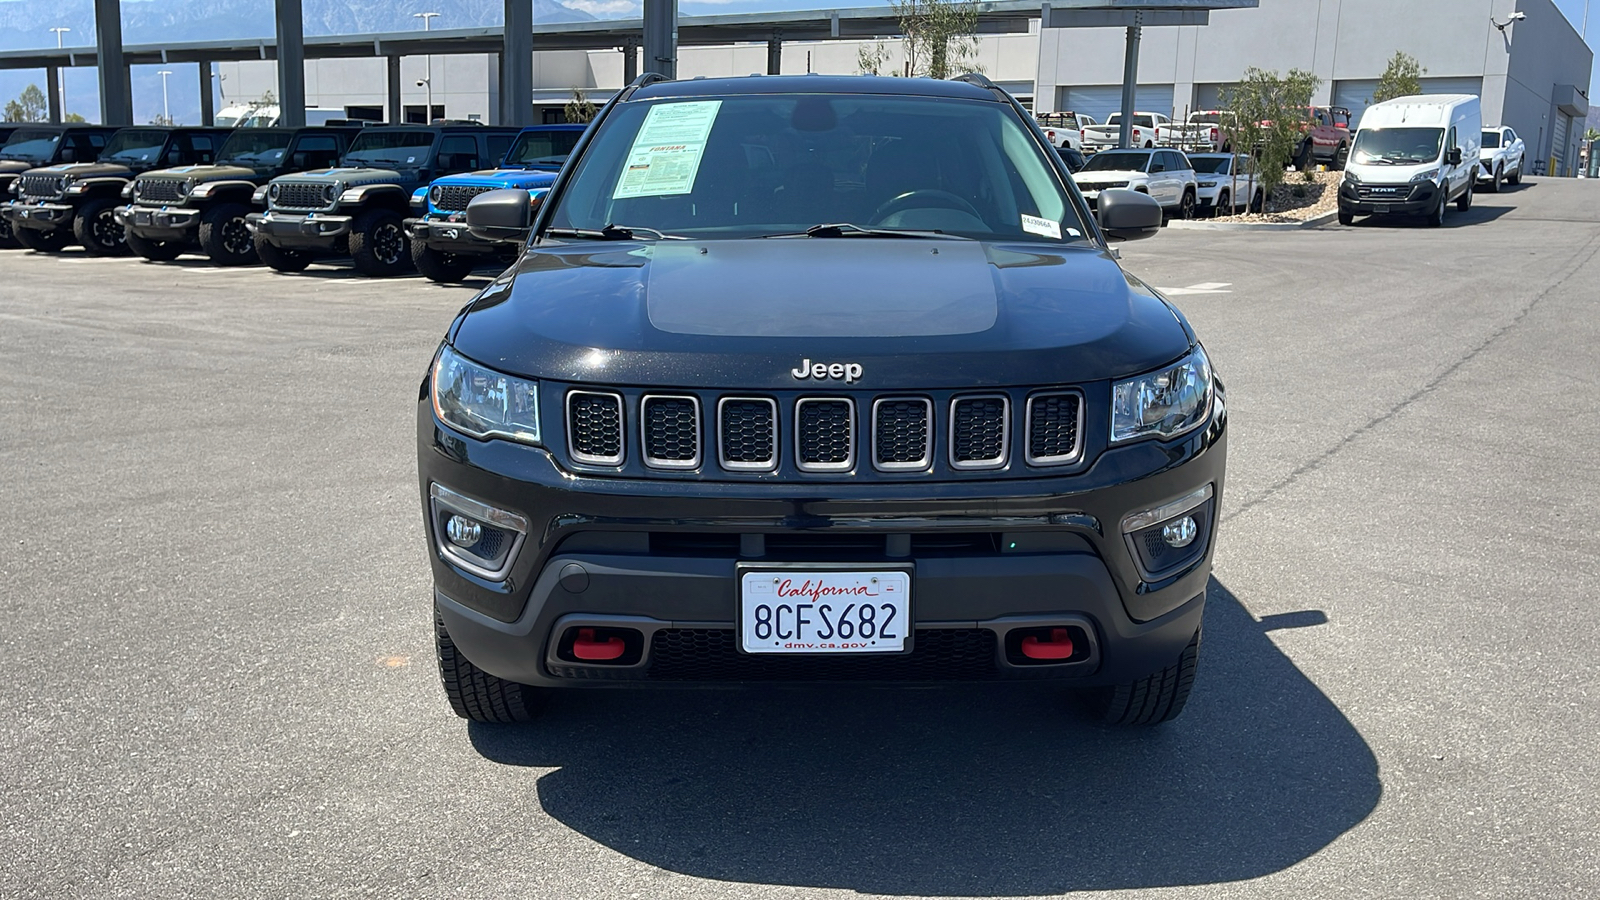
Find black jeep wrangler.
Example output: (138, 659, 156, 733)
(2, 126, 231, 255)
(246, 124, 519, 277)
(115, 126, 359, 266)
(421, 74, 1226, 727)
(0, 124, 120, 249)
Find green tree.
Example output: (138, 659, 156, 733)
(859, 0, 983, 79)
(3, 84, 49, 123)
(857, 41, 892, 76)
(1586, 127, 1600, 142)
(563, 88, 597, 124)
(1373, 52, 1426, 103)
(64, 112, 87, 123)
(1221, 67, 1323, 200)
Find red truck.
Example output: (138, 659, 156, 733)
(1290, 106, 1353, 170)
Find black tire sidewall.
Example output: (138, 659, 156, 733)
(73, 199, 128, 256)
(350, 208, 412, 277)
(199, 203, 258, 266)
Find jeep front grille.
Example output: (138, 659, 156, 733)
(718, 398, 778, 471)
(272, 182, 329, 210)
(872, 397, 932, 471)
(136, 177, 186, 204)
(567, 391, 625, 465)
(434, 184, 495, 212)
(17, 174, 60, 199)
(795, 399, 854, 472)
(1024, 392, 1083, 465)
(640, 395, 700, 469)
(950, 395, 1008, 468)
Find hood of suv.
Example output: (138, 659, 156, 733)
(1074, 168, 1144, 185)
(140, 164, 260, 184)
(0, 160, 35, 176)
(435, 168, 559, 190)
(25, 161, 134, 179)
(273, 166, 403, 188)
(452, 239, 1192, 389)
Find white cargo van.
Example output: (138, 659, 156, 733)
(238, 106, 345, 128)
(1337, 94, 1481, 227)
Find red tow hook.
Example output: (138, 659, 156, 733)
(1020, 628, 1075, 660)
(571, 628, 626, 661)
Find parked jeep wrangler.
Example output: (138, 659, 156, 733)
(0, 125, 119, 249)
(2, 126, 231, 255)
(404, 124, 584, 283)
(246, 124, 519, 276)
(114, 126, 359, 266)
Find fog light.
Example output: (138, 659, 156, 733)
(1162, 516, 1198, 548)
(445, 515, 481, 548)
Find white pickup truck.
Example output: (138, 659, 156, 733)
(1081, 112, 1171, 151)
(1156, 111, 1233, 153)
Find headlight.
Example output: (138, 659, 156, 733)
(429, 185, 443, 205)
(431, 345, 541, 445)
(182, 178, 197, 196)
(1198, 179, 1218, 187)
(268, 182, 281, 201)
(1111, 346, 1213, 444)
(1343, 170, 1360, 185)
(1410, 167, 1441, 184)
(322, 183, 340, 202)
(56, 176, 71, 192)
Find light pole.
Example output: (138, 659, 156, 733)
(157, 70, 172, 123)
(50, 26, 69, 118)
(413, 11, 440, 123)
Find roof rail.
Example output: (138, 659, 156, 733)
(618, 71, 672, 103)
(953, 72, 1009, 102)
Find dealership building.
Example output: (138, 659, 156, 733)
(208, 0, 1591, 175)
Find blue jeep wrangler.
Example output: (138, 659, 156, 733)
(404, 124, 585, 283)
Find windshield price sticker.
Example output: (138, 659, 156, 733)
(613, 100, 723, 199)
(1020, 214, 1062, 240)
(740, 570, 910, 654)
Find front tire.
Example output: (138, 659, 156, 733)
(1333, 142, 1349, 170)
(348, 208, 412, 277)
(1486, 164, 1502, 193)
(1215, 190, 1230, 217)
(1507, 161, 1522, 185)
(13, 224, 73, 252)
(1292, 140, 1312, 172)
(0, 217, 19, 250)
(254, 236, 312, 272)
(198, 203, 258, 266)
(1427, 189, 1447, 227)
(124, 229, 182, 262)
(1177, 188, 1196, 220)
(1338, 208, 1354, 226)
(436, 614, 543, 723)
(73, 199, 129, 256)
(1250, 188, 1265, 214)
(1081, 629, 1200, 726)
(1456, 181, 1473, 212)
(411, 240, 477, 283)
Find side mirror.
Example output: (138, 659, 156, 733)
(1098, 189, 1162, 242)
(466, 188, 541, 242)
(1447, 147, 1463, 166)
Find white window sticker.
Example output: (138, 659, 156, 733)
(1021, 214, 1063, 240)
(613, 100, 723, 199)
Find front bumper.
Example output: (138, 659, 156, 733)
(419, 396, 1227, 689)
(3, 200, 74, 231)
(405, 216, 498, 255)
(245, 210, 351, 249)
(115, 204, 201, 240)
(1338, 180, 1439, 216)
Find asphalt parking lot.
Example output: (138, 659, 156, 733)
(2, 177, 1598, 898)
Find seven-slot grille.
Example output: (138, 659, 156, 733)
(567, 391, 624, 465)
(272, 182, 329, 210)
(433, 184, 495, 212)
(17, 174, 61, 199)
(136, 177, 186, 204)
(641, 395, 700, 468)
(564, 388, 1088, 475)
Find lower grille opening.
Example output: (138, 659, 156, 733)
(648, 628, 998, 681)
(646, 532, 1003, 558)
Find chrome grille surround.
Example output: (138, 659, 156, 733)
(434, 184, 495, 212)
(948, 394, 1010, 470)
(870, 396, 934, 472)
(640, 394, 702, 470)
(1023, 390, 1085, 466)
(136, 177, 186, 205)
(794, 398, 855, 473)
(566, 390, 625, 466)
(716, 396, 779, 472)
(271, 181, 332, 211)
(17, 174, 61, 200)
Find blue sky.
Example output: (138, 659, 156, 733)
(1550, 0, 1599, 111)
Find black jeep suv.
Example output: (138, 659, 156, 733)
(3, 126, 230, 255)
(247, 124, 519, 277)
(0, 125, 119, 249)
(421, 74, 1225, 726)
(115, 126, 360, 266)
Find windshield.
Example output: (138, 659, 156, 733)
(1481, 131, 1501, 149)
(1105, 114, 1156, 129)
(1351, 127, 1443, 165)
(219, 130, 293, 164)
(100, 129, 169, 163)
(545, 93, 1084, 243)
(1080, 150, 1150, 173)
(0, 129, 62, 162)
(345, 130, 436, 166)
(1189, 156, 1232, 174)
(505, 130, 583, 168)
(1188, 113, 1223, 125)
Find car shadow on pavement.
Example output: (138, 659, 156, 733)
(1351, 205, 1515, 228)
(468, 578, 1379, 895)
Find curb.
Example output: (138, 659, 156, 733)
(1167, 208, 1341, 231)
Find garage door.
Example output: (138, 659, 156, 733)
(1057, 84, 1175, 122)
(1552, 112, 1570, 174)
(1337, 76, 1483, 129)
(1195, 83, 1232, 112)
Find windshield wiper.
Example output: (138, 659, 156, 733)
(544, 223, 687, 241)
(761, 222, 969, 240)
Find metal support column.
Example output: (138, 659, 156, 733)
(502, 0, 534, 127)
(642, 0, 677, 79)
(387, 56, 402, 124)
(47, 66, 63, 123)
(622, 38, 638, 83)
(1118, 24, 1141, 149)
(94, 0, 132, 125)
(767, 31, 782, 75)
(198, 61, 215, 125)
(275, 0, 306, 127)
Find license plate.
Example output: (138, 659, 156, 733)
(1372, 203, 1391, 214)
(739, 568, 910, 654)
